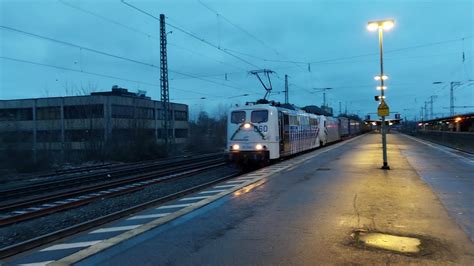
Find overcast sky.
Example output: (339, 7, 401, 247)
(1, 0, 473, 120)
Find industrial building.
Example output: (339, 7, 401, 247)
(0, 86, 189, 162)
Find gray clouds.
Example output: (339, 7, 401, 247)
(1, 0, 473, 119)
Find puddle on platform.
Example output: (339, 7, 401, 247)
(353, 231, 421, 254)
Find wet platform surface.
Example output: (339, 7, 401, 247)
(74, 133, 474, 265)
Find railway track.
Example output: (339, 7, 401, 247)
(0, 171, 240, 259)
(0, 156, 226, 227)
(0, 152, 224, 201)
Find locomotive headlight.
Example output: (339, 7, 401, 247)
(255, 144, 263, 150)
(243, 123, 251, 129)
(232, 144, 240, 150)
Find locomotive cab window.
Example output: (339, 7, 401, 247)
(251, 110, 268, 123)
(231, 111, 246, 124)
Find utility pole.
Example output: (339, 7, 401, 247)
(160, 14, 171, 154)
(339, 102, 342, 115)
(434, 80, 473, 117)
(449, 82, 460, 116)
(429, 95, 437, 120)
(312, 87, 333, 107)
(284, 74, 289, 104)
(424, 101, 428, 121)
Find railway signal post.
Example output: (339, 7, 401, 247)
(367, 19, 395, 170)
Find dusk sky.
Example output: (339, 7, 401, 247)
(1, 0, 473, 120)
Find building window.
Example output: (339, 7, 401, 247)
(111, 105, 134, 119)
(0, 108, 33, 121)
(36, 107, 61, 120)
(111, 129, 155, 141)
(0, 131, 33, 143)
(64, 105, 103, 119)
(174, 110, 188, 121)
(136, 107, 155, 120)
(37, 130, 61, 142)
(156, 128, 174, 139)
(157, 109, 172, 120)
(65, 129, 103, 142)
(175, 128, 188, 138)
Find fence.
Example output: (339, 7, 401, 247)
(411, 130, 474, 154)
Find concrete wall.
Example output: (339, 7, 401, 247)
(414, 130, 474, 153)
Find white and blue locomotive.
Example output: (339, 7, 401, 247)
(227, 102, 342, 164)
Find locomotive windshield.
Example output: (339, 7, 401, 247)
(231, 111, 246, 124)
(251, 110, 268, 123)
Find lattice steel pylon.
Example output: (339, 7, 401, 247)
(160, 14, 171, 153)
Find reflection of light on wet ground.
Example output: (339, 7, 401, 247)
(356, 232, 421, 253)
(233, 179, 266, 197)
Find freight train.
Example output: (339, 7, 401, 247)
(226, 101, 367, 164)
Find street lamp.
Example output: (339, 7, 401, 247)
(312, 87, 333, 107)
(367, 18, 394, 170)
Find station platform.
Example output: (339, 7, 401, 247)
(9, 133, 474, 265)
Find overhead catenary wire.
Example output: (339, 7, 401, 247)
(7, 2, 471, 106)
(58, 0, 156, 39)
(120, 0, 261, 69)
(198, 0, 271, 53)
(166, 21, 261, 69)
(168, 42, 247, 71)
(197, 0, 307, 72)
(0, 55, 220, 97)
(220, 35, 474, 65)
(0, 25, 255, 94)
(1, 56, 156, 86)
(59, 0, 251, 73)
(9, 6, 466, 94)
(0, 25, 159, 68)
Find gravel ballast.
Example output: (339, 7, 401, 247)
(0, 165, 239, 249)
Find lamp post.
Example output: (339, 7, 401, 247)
(367, 19, 394, 170)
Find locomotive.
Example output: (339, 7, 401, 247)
(226, 101, 365, 164)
